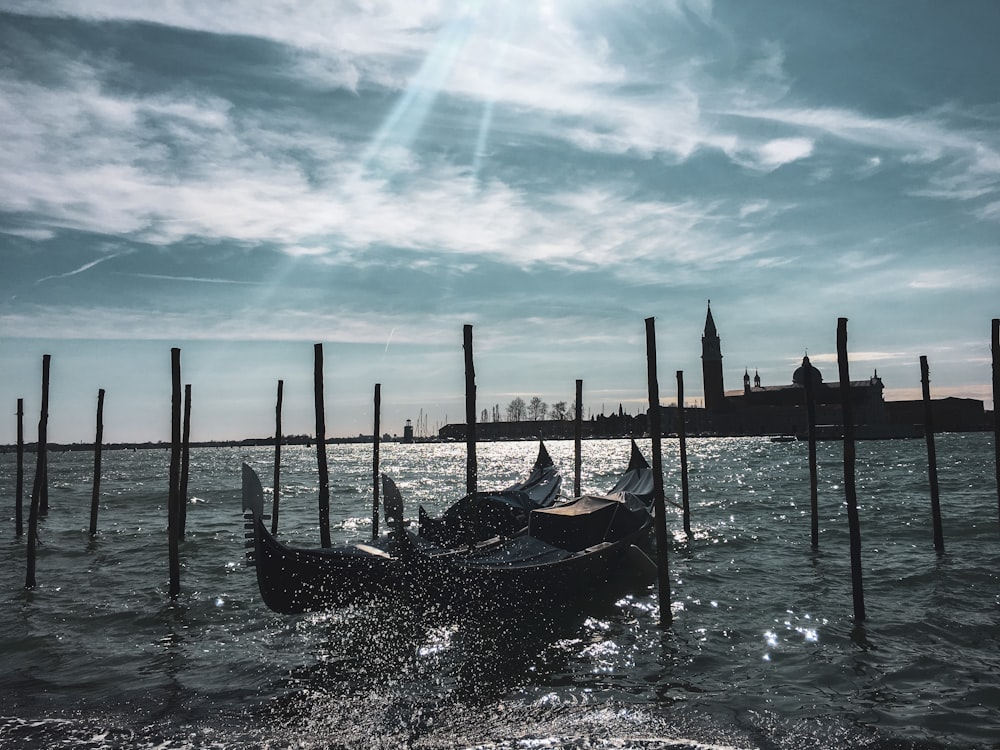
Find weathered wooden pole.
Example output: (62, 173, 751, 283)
(920, 356, 944, 554)
(39, 402, 49, 516)
(271, 379, 283, 536)
(372, 383, 381, 542)
(88, 388, 105, 536)
(39, 460, 48, 516)
(804, 358, 819, 549)
(992, 319, 999, 537)
(463, 324, 477, 496)
(25, 354, 50, 590)
(676, 370, 692, 539)
(574, 379, 583, 497)
(41, 456, 49, 515)
(15, 398, 24, 538)
(645, 317, 672, 627)
(315, 343, 331, 548)
(179, 383, 192, 540)
(837, 318, 865, 621)
(168, 348, 182, 599)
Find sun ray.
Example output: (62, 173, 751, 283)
(362, 13, 478, 173)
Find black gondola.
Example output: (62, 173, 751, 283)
(242, 442, 561, 614)
(242, 441, 655, 614)
(417, 441, 563, 546)
(406, 439, 655, 608)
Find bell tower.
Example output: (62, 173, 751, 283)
(701, 301, 725, 412)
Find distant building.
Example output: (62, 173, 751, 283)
(884, 397, 988, 432)
(439, 417, 595, 442)
(439, 419, 568, 441)
(402, 419, 414, 444)
(669, 302, 984, 437)
(438, 303, 988, 441)
(437, 409, 644, 442)
(701, 302, 725, 413)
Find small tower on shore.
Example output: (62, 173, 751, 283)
(402, 419, 414, 444)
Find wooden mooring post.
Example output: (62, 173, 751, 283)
(992, 319, 999, 537)
(804, 357, 819, 549)
(372, 383, 381, 542)
(40, 458, 48, 516)
(39, 391, 49, 516)
(464, 324, 477, 496)
(179, 383, 191, 540)
(574, 379, 583, 497)
(837, 318, 866, 622)
(15, 398, 24, 538)
(920, 356, 944, 554)
(676, 370, 692, 539)
(645, 317, 671, 627)
(88, 389, 105, 537)
(315, 343, 331, 548)
(25, 354, 50, 590)
(168, 348, 182, 599)
(271, 380, 283, 536)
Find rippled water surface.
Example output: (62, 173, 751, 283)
(1, 435, 998, 749)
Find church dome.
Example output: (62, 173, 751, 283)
(792, 355, 823, 388)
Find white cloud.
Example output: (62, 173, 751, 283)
(745, 137, 814, 171)
(10, 0, 1000, 207)
(739, 200, 770, 219)
(806, 350, 910, 365)
(727, 105, 1000, 202)
(0, 0, 776, 171)
(4, 0, 997, 290)
(0, 54, 783, 275)
(0, 302, 462, 343)
(752, 256, 794, 269)
(855, 155, 882, 179)
(6, 1, 437, 70)
(1, 227, 55, 241)
(836, 251, 895, 271)
(907, 268, 993, 291)
(282, 245, 331, 258)
(975, 200, 1000, 222)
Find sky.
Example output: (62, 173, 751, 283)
(1, 0, 998, 444)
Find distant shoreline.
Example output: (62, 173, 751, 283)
(1, 427, 993, 453)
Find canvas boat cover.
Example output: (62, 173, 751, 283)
(607, 442, 655, 507)
(608, 470, 655, 506)
(419, 490, 544, 545)
(528, 495, 646, 552)
(441, 490, 538, 519)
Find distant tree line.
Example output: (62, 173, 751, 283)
(477, 397, 575, 423)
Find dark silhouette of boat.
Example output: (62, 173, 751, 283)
(242, 441, 654, 614)
(417, 441, 563, 546)
(242, 442, 560, 613)
(405, 442, 655, 609)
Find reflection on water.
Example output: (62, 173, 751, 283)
(0, 435, 998, 748)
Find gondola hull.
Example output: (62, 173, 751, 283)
(415, 483, 654, 608)
(241, 442, 559, 614)
(410, 523, 652, 609)
(246, 516, 402, 614)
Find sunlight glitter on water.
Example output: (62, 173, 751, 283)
(2, 436, 999, 749)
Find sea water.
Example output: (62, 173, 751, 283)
(0, 436, 997, 749)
